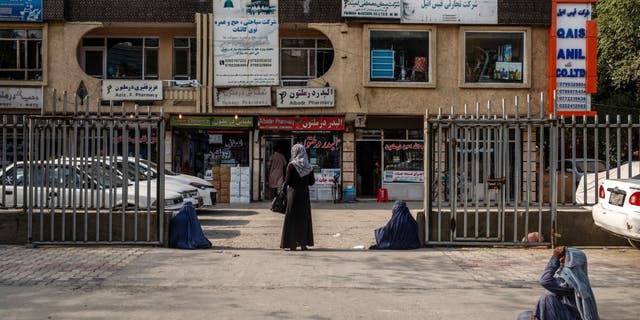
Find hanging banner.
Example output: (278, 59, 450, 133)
(213, 0, 279, 87)
(0, 87, 43, 109)
(401, 0, 497, 24)
(0, 0, 42, 22)
(342, 0, 401, 18)
(102, 80, 163, 101)
(258, 116, 345, 131)
(384, 170, 424, 183)
(214, 87, 271, 106)
(276, 87, 335, 108)
(549, 0, 597, 115)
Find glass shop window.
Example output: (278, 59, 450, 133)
(369, 30, 430, 83)
(464, 31, 525, 84)
(295, 133, 342, 170)
(383, 141, 424, 171)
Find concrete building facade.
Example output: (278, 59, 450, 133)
(0, 0, 552, 202)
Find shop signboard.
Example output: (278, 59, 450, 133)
(258, 116, 344, 131)
(213, 0, 279, 87)
(383, 170, 424, 183)
(315, 169, 341, 185)
(0, 0, 42, 22)
(214, 87, 271, 106)
(102, 80, 163, 101)
(276, 87, 335, 108)
(0, 87, 42, 109)
(170, 115, 253, 128)
(401, 0, 497, 24)
(549, 0, 597, 115)
(342, 0, 400, 18)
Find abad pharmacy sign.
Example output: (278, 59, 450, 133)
(549, 0, 597, 115)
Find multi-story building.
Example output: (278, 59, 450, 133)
(0, 0, 552, 202)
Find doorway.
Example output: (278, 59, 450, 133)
(356, 141, 381, 198)
(263, 137, 292, 200)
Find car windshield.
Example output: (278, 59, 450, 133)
(116, 161, 153, 181)
(84, 162, 126, 188)
(575, 161, 606, 173)
(146, 161, 179, 176)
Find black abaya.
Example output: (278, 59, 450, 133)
(280, 163, 315, 249)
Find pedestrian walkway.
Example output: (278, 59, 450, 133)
(1, 203, 640, 319)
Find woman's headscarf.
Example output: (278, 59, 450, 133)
(290, 143, 313, 177)
(557, 247, 600, 320)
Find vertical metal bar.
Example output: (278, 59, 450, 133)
(559, 117, 566, 204)
(61, 99, 68, 241)
(122, 102, 128, 241)
(109, 101, 115, 241)
(628, 115, 633, 177)
(146, 107, 152, 241)
(13, 116, 19, 208)
(525, 95, 532, 237)
(1, 114, 6, 207)
(158, 107, 166, 244)
(594, 115, 600, 203)
(134, 105, 140, 242)
(462, 105, 468, 239)
(484, 101, 490, 238)
(538, 94, 546, 241)
(96, 104, 102, 242)
(436, 108, 443, 242)
(605, 115, 610, 180)
(571, 116, 577, 201)
(616, 115, 621, 178)
(84, 97, 90, 242)
(474, 102, 480, 238)
(71, 98, 78, 242)
(46, 117, 54, 241)
(27, 117, 34, 243)
(424, 110, 431, 244)
(514, 97, 521, 242)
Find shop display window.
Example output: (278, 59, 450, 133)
(369, 30, 430, 83)
(464, 31, 525, 84)
(280, 38, 334, 87)
(0, 28, 43, 81)
(173, 129, 250, 178)
(383, 141, 424, 171)
(295, 133, 342, 170)
(80, 37, 159, 80)
(173, 38, 197, 80)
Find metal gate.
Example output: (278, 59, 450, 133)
(425, 94, 558, 246)
(24, 90, 166, 245)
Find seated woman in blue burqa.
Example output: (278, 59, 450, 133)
(169, 202, 212, 249)
(517, 246, 599, 320)
(369, 200, 420, 250)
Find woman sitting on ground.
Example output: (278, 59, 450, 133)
(369, 200, 420, 250)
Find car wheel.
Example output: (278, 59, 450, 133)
(628, 239, 640, 249)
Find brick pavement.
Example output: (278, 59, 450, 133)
(0, 246, 148, 288)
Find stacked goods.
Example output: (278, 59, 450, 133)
(218, 167, 231, 203)
(211, 167, 222, 203)
(230, 167, 250, 203)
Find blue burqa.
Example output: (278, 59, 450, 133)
(169, 202, 212, 249)
(371, 201, 420, 250)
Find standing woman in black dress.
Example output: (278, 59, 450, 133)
(280, 143, 315, 251)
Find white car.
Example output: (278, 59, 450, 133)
(90, 157, 204, 208)
(575, 161, 640, 205)
(129, 160, 217, 206)
(591, 178, 640, 249)
(0, 161, 184, 210)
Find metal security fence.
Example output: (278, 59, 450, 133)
(1, 90, 167, 245)
(424, 93, 640, 246)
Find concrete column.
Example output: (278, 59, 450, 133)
(342, 124, 355, 192)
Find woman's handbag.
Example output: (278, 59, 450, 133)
(270, 184, 287, 214)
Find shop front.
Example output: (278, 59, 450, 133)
(355, 116, 424, 201)
(170, 115, 253, 203)
(258, 116, 344, 202)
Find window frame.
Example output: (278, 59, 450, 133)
(364, 24, 436, 88)
(459, 27, 532, 89)
(172, 37, 197, 80)
(279, 37, 334, 87)
(0, 24, 47, 86)
(79, 36, 160, 80)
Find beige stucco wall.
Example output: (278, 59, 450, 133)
(44, 23, 198, 113)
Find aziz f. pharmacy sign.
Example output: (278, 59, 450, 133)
(548, 0, 597, 116)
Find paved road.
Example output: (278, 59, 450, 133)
(1, 202, 639, 319)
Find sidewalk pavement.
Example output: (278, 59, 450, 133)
(1, 201, 639, 319)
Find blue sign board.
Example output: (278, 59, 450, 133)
(0, 0, 42, 22)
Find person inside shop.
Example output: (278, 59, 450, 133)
(373, 160, 381, 195)
(517, 246, 599, 320)
(280, 143, 315, 251)
(268, 145, 287, 199)
(181, 160, 194, 176)
(369, 200, 420, 250)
